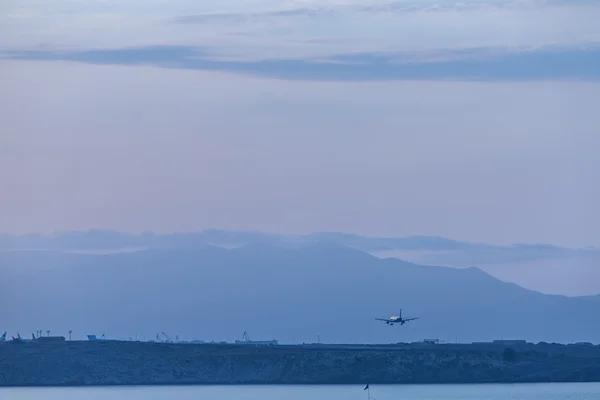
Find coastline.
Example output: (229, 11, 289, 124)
(1, 341, 599, 387)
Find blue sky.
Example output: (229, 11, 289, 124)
(1, 0, 599, 249)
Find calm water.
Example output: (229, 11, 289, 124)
(1, 383, 599, 400)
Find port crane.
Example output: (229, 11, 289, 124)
(161, 332, 174, 343)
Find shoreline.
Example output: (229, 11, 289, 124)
(4, 380, 600, 389)
(1, 341, 599, 387)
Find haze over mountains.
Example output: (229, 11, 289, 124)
(1, 229, 598, 295)
(1, 229, 596, 255)
(1, 231, 599, 345)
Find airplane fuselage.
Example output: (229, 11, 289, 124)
(385, 318, 406, 326)
(376, 310, 418, 326)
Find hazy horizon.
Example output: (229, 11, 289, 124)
(2, 1, 599, 308)
(2, 0, 600, 249)
(1, 227, 597, 249)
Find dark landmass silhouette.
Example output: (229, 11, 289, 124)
(1, 341, 599, 386)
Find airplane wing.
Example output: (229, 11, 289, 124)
(404, 317, 419, 322)
(374, 318, 390, 322)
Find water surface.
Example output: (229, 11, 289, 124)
(2, 383, 599, 400)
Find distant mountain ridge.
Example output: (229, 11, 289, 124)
(1, 229, 595, 261)
(2, 229, 599, 296)
(0, 229, 478, 251)
(1, 243, 598, 344)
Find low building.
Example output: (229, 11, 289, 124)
(492, 339, 527, 346)
(234, 339, 278, 346)
(37, 336, 66, 342)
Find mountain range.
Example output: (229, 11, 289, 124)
(1, 229, 598, 295)
(1, 243, 598, 344)
(1, 230, 595, 260)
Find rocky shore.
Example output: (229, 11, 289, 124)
(1, 341, 599, 386)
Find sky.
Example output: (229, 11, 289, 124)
(1, 0, 600, 247)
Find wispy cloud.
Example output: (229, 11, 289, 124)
(1, 0, 600, 80)
(169, 0, 599, 23)
(4, 43, 600, 81)
(173, 8, 328, 24)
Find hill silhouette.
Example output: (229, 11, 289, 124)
(1, 244, 598, 344)
(1, 229, 595, 262)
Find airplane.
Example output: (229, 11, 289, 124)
(11, 333, 36, 343)
(87, 334, 109, 341)
(0, 332, 6, 341)
(375, 309, 419, 326)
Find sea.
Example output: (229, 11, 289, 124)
(1, 383, 599, 400)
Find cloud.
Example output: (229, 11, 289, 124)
(1, 0, 600, 79)
(173, 8, 327, 24)
(3, 44, 600, 81)
(169, 0, 599, 23)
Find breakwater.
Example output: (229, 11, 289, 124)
(1, 341, 599, 386)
